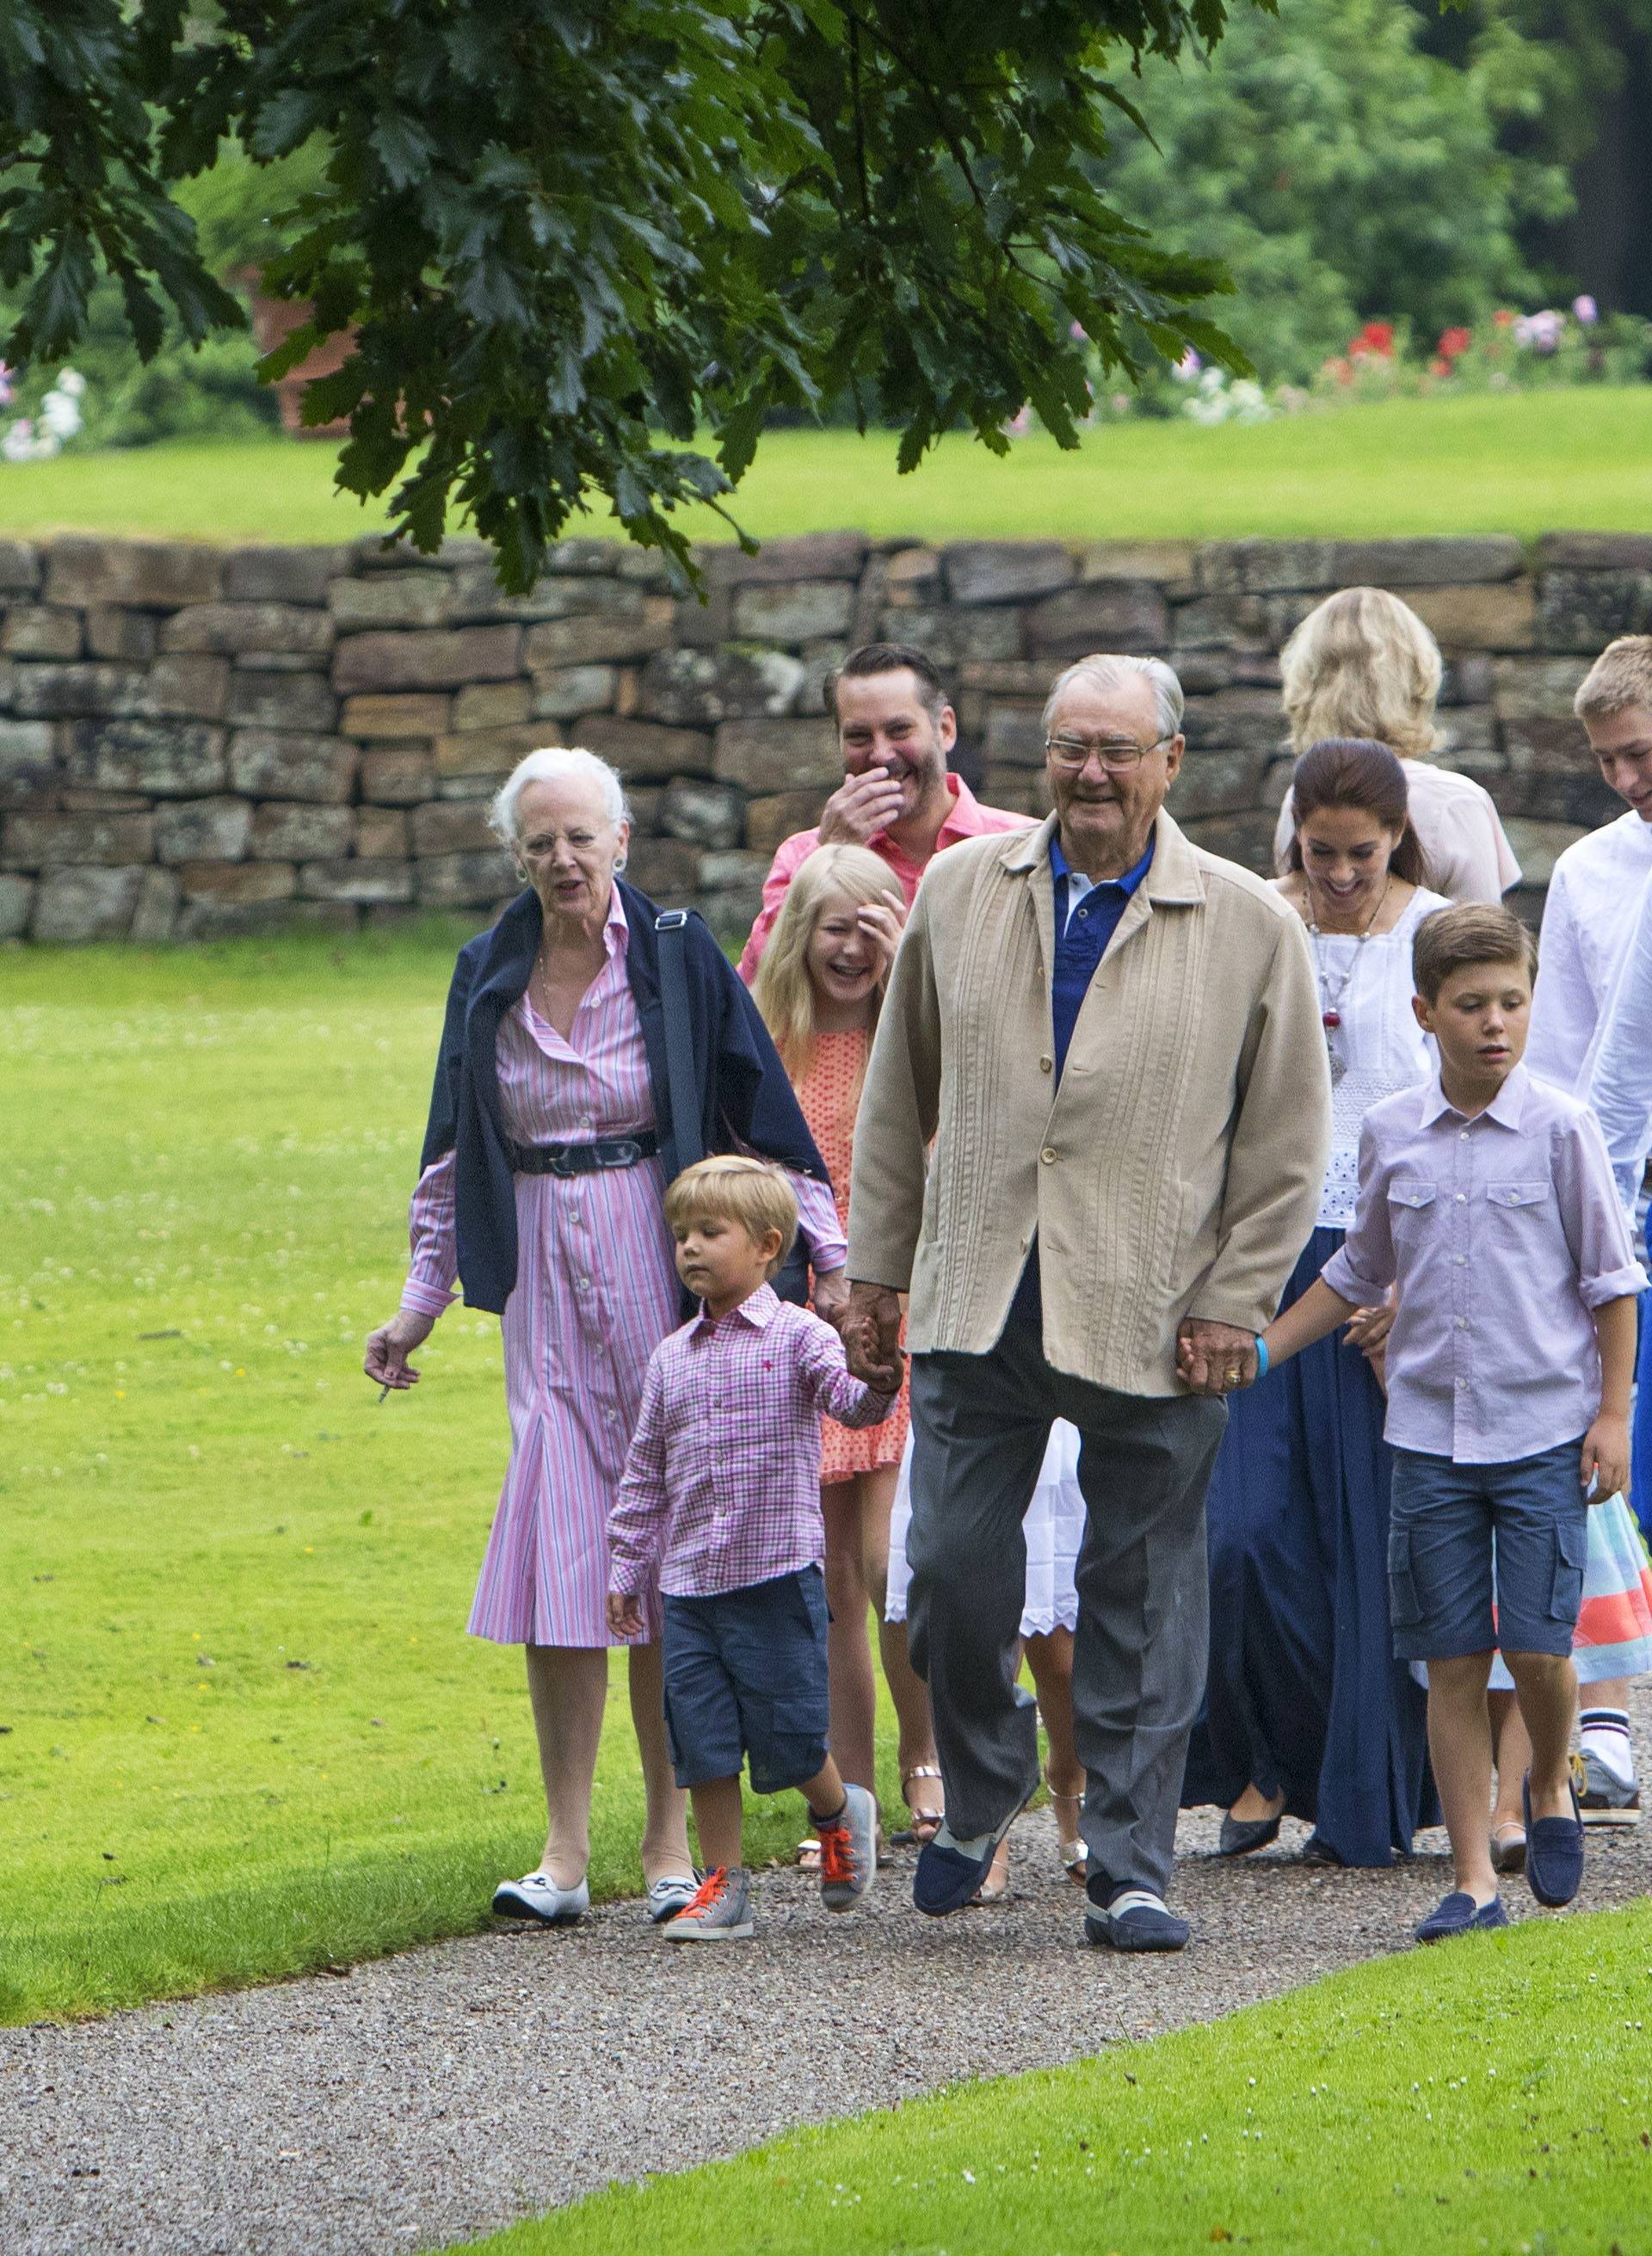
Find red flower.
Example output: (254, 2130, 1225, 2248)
(1437, 326, 1472, 361)
(1324, 355, 1353, 385)
(1429, 357, 1452, 378)
(1355, 321, 1395, 357)
(1493, 308, 1514, 329)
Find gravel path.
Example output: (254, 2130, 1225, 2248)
(4, 1793, 1650, 2256)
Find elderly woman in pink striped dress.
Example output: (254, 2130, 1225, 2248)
(365, 748, 848, 1926)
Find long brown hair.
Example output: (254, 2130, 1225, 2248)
(1285, 737, 1427, 886)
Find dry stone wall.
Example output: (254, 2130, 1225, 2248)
(2, 528, 1647, 946)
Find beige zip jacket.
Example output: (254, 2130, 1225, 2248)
(847, 809, 1332, 1397)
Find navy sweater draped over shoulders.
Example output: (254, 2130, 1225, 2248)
(416, 882, 828, 1314)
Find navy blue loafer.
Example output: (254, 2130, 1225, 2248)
(1218, 1811, 1282, 1857)
(913, 1784, 1037, 1918)
(1084, 1883, 1190, 1952)
(1524, 1772, 1586, 1908)
(1415, 1890, 1507, 1944)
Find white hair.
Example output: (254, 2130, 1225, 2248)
(488, 746, 630, 844)
(1041, 653, 1184, 742)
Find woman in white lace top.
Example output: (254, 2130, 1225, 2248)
(1183, 738, 1451, 1867)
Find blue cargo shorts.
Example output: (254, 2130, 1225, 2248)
(661, 1565, 830, 1794)
(1387, 1437, 1588, 1662)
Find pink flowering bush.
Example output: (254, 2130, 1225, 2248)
(997, 299, 1648, 437)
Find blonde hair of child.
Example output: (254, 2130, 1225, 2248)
(1575, 635, 1652, 723)
(663, 1155, 799, 1278)
(753, 844, 906, 1082)
(1280, 587, 1445, 761)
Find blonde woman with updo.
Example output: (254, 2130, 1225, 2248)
(755, 845, 944, 1857)
(1273, 587, 1521, 903)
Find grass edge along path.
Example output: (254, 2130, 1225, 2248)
(454, 1899, 1652, 2256)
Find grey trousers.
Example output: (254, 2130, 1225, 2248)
(907, 1311, 1226, 1900)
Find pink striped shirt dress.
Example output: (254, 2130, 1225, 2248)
(400, 891, 846, 1649)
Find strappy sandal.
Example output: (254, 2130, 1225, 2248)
(971, 1837, 1010, 1905)
(1047, 1773, 1088, 1884)
(893, 1764, 944, 1850)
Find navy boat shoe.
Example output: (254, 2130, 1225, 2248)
(913, 1782, 1037, 1918)
(1415, 1890, 1508, 1944)
(1523, 1772, 1585, 1908)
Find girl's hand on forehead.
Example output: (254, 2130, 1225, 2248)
(856, 897, 906, 969)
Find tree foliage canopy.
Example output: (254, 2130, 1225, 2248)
(1, 1, 1267, 587)
(1103, 0, 1571, 382)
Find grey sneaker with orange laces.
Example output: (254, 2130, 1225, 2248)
(816, 1782, 878, 1913)
(660, 1865, 754, 1941)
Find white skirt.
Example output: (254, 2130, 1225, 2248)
(885, 1419, 1084, 1640)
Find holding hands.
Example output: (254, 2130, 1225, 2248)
(1174, 1316, 1259, 1397)
(841, 1279, 906, 1395)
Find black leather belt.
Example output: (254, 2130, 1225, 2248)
(508, 1131, 660, 1177)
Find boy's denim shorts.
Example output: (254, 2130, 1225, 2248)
(1387, 1437, 1588, 1662)
(661, 1564, 829, 1794)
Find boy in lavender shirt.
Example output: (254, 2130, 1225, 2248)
(608, 1156, 900, 1941)
(1215, 904, 1646, 1944)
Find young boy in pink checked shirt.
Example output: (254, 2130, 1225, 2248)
(608, 1156, 901, 1940)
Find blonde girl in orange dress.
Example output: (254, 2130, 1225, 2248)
(755, 846, 944, 1856)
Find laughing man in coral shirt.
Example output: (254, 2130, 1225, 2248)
(737, 642, 1032, 984)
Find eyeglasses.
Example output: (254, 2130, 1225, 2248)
(1044, 732, 1175, 773)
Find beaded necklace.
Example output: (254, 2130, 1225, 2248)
(1306, 872, 1391, 1085)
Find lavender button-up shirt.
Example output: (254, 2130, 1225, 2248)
(609, 1284, 897, 1600)
(1322, 1063, 1647, 1464)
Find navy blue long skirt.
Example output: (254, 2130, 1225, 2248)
(1180, 1226, 1437, 1867)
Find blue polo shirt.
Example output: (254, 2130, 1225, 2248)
(1010, 830, 1156, 1330)
(1048, 831, 1156, 1084)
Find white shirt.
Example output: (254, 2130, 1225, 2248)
(1585, 866, 1652, 1193)
(1290, 885, 1452, 1228)
(1274, 760, 1521, 904)
(1526, 811, 1652, 1093)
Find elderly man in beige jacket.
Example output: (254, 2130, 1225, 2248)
(845, 652, 1330, 1950)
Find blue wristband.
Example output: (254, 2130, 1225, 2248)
(1254, 1336, 1270, 1379)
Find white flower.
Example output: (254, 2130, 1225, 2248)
(1198, 366, 1225, 396)
(2, 416, 60, 462)
(55, 367, 86, 397)
(39, 390, 83, 439)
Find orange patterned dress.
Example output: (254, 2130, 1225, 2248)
(794, 1026, 911, 1482)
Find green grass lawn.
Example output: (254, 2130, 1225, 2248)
(456, 1898, 1652, 2256)
(1, 389, 1649, 548)
(0, 933, 905, 2025)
